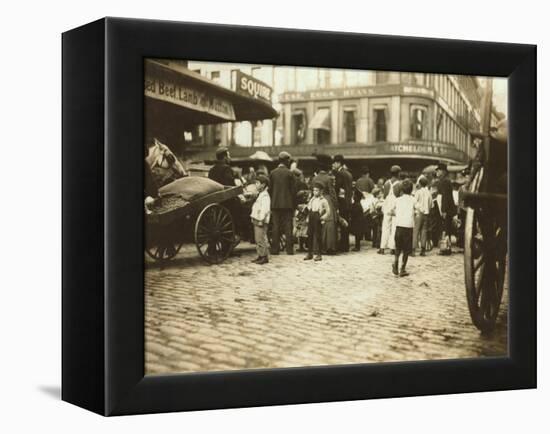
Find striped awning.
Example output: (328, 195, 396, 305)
(309, 108, 331, 131)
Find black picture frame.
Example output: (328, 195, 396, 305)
(62, 17, 536, 416)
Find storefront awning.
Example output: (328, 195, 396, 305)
(145, 60, 278, 127)
(309, 108, 331, 131)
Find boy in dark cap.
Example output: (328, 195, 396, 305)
(304, 182, 331, 261)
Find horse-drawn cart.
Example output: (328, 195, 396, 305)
(146, 184, 243, 265)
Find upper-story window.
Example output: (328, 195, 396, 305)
(291, 109, 307, 145)
(373, 106, 387, 142)
(343, 108, 357, 143)
(435, 109, 444, 140)
(310, 108, 331, 145)
(410, 105, 428, 139)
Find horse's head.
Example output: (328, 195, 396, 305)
(146, 139, 187, 186)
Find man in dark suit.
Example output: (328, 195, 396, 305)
(208, 147, 248, 242)
(355, 165, 376, 242)
(436, 162, 456, 255)
(313, 154, 338, 254)
(208, 147, 234, 186)
(355, 165, 375, 195)
(333, 154, 353, 252)
(269, 151, 296, 255)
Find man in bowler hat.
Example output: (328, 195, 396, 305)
(269, 151, 296, 255)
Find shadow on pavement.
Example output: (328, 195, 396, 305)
(38, 385, 61, 400)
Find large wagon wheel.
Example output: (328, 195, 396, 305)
(145, 243, 183, 261)
(145, 226, 183, 262)
(464, 169, 506, 332)
(195, 203, 235, 264)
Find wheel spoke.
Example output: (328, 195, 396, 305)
(219, 220, 233, 230)
(474, 276, 483, 304)
(218, 214, 231, 227)
(474, 256, 485, 272)
(196, 233, 211, 243)
(195, 205, 234, 264)
(215, 209, 225, 227)
(482, 261, 497, 319)
(220, 236, 234, 244)
(198, 223, 210, 232)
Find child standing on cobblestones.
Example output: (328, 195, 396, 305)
(250, 175, 271, 265)
(304, 182, 330, 262)
(391, 179, 415, 277)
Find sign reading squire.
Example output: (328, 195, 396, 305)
(235, 70, 273, 103)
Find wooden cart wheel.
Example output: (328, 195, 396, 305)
(464, 169, 506, 332)
(145, 241, 183, 262)
(194, 203, 235, 264)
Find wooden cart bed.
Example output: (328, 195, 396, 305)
(147, 185, 243, 226)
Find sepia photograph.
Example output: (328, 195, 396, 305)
(143, 58, 508, 375)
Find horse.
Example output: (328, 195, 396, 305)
(145, 138, 187, 187)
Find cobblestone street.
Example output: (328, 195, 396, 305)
(145, 243, 508, 375)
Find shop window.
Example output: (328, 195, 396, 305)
(291, 110, 307, 144)
(343, 109, 357, 142)
(410, 105, 427, 139)
(374, 107, 387, 142)
(253, 120, 262, 146)
(213, 124, 223, 147)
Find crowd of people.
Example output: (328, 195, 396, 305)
(208, 147, 469, 277)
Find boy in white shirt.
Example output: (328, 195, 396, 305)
(250, 175, 271, 265)
(413, 176, 433, 256)
(391, 179, 415, 277)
